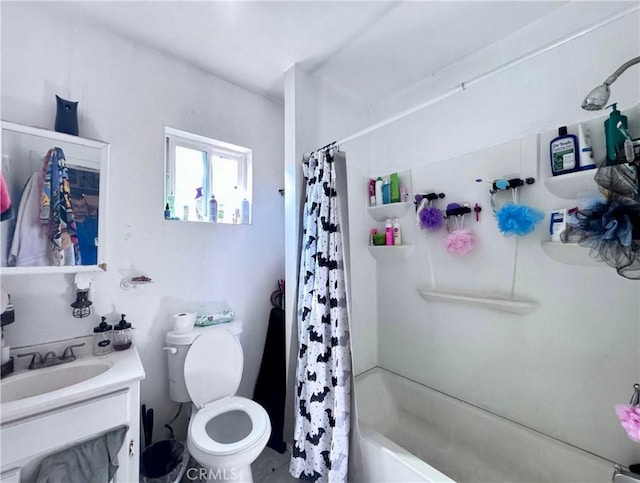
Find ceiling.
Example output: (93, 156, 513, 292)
(50, 1, 569, 106)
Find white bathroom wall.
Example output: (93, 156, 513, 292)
(353, 3, 640, 466)
(1, 2, 284, 441)
(283, 65, 372, 442)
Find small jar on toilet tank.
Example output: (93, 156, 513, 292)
(113, 314, 133, 351)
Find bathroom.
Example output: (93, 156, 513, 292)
(1, 1, 639, 482)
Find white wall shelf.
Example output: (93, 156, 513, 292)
(540, 241, 603, 267)
(543, 169, 598, 200)
(539, 103, 640, 200)
(367, 202, 412, 222)
(368, 245, 414, 262)
(416, 287, 540, 315)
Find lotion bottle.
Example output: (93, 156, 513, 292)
(393, 218, 402, 245)
(385, 219, 393, 245)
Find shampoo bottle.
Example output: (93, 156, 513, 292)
(577, 124, 596, 170)
(392, 218, 402, 245)
(390, 173, 400, 203)
(369, 179, 376, 206)
(604, 103, 628, 162)
(550, 126, 577, 175)
(385, 219, 393, 245)
(375, 177, 384, 206)
(382, 177, 391, 204)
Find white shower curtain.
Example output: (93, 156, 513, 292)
(290, 149, 352, 482)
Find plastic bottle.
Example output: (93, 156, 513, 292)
(209, 195, 218, 222)
(382, 177, 391, 204)
(375, 177, 384, 206)
(393, 218, 402, 245)
(218, 203, 225, 223)
(390, 173, 400, 203)
(164, 203, 170, 220)
(550, 126, 577, 175)
(241, 198, 250, 224)
(369, 228, 377, 246)
(369, 179, 376, 206)
(577, 124, 595, 170)
(183, 205, 189, 221)
(167, 192, 175, 218)
(604, 103, 628, 162)
(195, 187, 204, 221)
(400, 185, 408, 202)
(385, 219, 393, 246)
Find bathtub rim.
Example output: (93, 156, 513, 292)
(355, 366, 618, 479)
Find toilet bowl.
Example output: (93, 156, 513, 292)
(165, 324, 271, 482)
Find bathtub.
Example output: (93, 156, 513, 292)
(356, 368, 613, 483)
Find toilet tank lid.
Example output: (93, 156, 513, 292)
(165, 321, 243, 345)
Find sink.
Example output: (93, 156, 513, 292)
(1, 359, 113, 403)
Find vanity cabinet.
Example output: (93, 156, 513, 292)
(1, 121, 110, 274)
(0, 344, 145, 483)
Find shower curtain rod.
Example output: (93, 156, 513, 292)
(317, 4, 639, 151)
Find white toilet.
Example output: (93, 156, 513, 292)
(164, 321, 271, 482)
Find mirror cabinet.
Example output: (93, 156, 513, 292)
(1, 121, 109, 274)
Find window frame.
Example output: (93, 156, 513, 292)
(165, 127, 253, 223)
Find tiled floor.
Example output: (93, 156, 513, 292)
(179, 447, 297, 482)
(252, 447, 298, 483)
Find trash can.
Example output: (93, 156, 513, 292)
(140, 439, 189, 483)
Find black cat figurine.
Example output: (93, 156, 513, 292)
(54, 95, 79, 136)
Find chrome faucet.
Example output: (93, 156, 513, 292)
(17, 343, 85, 370)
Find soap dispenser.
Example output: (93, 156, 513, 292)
(604, 103, 628, 162)
(93, 317, 113, 356)
(113, 314, 133, 351)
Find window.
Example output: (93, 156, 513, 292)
(165, 127, 252, 224)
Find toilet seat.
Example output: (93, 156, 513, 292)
(184, 329, 243, 408)
(189, 396, 269, 456)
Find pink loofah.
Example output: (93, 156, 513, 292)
(615, 404, 640, 443)
(443, 228, 476, 256)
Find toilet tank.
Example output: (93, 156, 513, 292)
(165, 321, 243, 403)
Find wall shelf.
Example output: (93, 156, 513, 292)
(367, 202, 411, 222)
(416, 288, 539, 315)
(543, 168, 598, 200)
(540, 241, 603, 267)
(368, 245, 414, 262)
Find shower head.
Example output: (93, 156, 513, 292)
(582, 57, 640, 111)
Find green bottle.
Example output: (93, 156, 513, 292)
(604, 103, 628, 162)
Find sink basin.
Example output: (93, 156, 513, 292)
(1, 359, 113, 403)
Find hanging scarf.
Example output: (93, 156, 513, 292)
(41, 147, 79, 264)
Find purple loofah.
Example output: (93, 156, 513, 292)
(419, 206, 444, 232)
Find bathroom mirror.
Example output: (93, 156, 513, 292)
(1, 121, 110, 273)
(164, 127, 252, 225)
